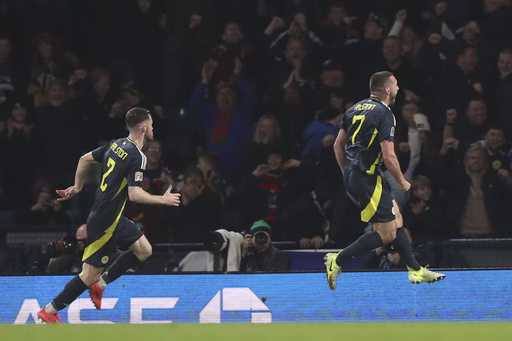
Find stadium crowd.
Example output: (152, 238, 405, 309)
(1, 0, 512, 259)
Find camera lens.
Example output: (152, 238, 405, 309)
(254, 232, 268, 245)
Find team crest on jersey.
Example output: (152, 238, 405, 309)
(135, 171, 143, 182)
(101, 256, 109, 264)
(390, 127, 395, 137)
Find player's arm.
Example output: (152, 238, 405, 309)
(56, 152, 97, 201)
(381, 140, 410, 192)
(128, 185, 181, 206)
(333, 128, 348, 174)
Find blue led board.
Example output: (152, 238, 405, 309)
(1, 270, 511, 324)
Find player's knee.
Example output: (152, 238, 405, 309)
(137, 245, 152, 262)
(381, 230, 397, 244)
(79, 270, 101, 287)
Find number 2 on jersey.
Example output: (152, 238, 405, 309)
(100, 157, 116, 191)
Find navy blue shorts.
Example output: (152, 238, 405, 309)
(343, 166, 396, 223)
(82, 214, 143, 267)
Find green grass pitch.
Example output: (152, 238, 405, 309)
(1, 322, 512, 341)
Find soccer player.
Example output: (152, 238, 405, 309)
(324, 71, 445, 290)
(37, 107, 181, 323)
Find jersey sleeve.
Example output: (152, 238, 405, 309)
(126, 153, 145, 188)
(91, 143, 111, 162)
(378, 110, 396, 143)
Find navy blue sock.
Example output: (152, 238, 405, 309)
(392, 227, 421, 271)
(336, 231, 383, 266)
(51, 275, 88, 311)
(101, 251, 140, 284)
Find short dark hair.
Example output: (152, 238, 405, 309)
(125, 107, 151, 129)
(369, 71, 393, 94)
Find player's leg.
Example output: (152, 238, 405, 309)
(382, 199, 421, 271)
(387, 200, 445, 283)
(37, 263, 103, 323)
(97, 219, 148, 291)
(325, 171, 387, 289)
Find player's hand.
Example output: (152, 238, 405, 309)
(163, 185, 181, 206)
(56, 187, 80, 201)
(398, 181, 411, 192)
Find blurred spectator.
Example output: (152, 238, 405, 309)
(239, 114, 282, 172)
(417, 40, 483, 124)
(300, 107, 342, 164)
(142, 139, 182, 194)
(435, 142, 512, 238)
(17, 183, 71, 225)
(268, 13, 323, 67)
(32, 79, 82, 189)
(26, 32, 80, 108)
(280, 181, 330, 249)
(402, 175, 446, 240)
(268, 82, 314, 160)
(479, 0, 512, 65)
(1, 101, 35, 209)
(237, 144, 310, 240)
(188, 60, 256, 176)
(316, 1, 360, 60)
(412, 113, 442, 180)
(487, 49, 512, 138)
(266, 35, 317, 101)
(0, 35, 24, 116)
(73, 67, 117, 149)
(312, 58, 351, 111)
(170, 164, 222, 243)
(240, 220, 291, 272)
(127, 0, 166, 103)
(387, 9, 424, 63)
(479, 126, 512, 184)
(443, 98, 490, 160)
(209, 21, 256, 88)
(380, 35, 427, 119)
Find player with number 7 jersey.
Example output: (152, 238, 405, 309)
(342, 96, 396, 176)
(324, 72, 444, 291)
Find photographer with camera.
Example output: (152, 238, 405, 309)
(240, 220, 291, 272)
(46, 224, 87, 274)
(17, 184, 72, 225)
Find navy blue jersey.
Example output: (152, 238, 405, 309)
(89, 138, 146, 223)
(340, 97, 396, 175)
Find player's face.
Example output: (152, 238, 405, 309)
(387, 76, 399, 105)
(143, 116, 154, 142)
